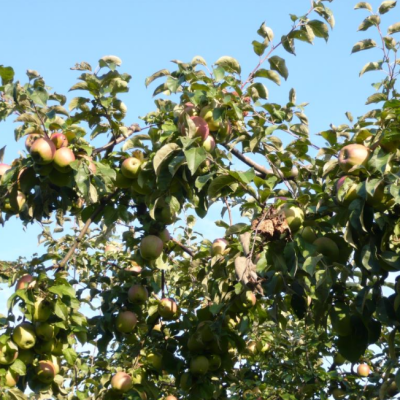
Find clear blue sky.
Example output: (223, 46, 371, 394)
(0, 0, 391, 264)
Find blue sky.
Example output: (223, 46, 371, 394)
(0, 0, 394, 305)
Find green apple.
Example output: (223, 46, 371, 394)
(158, 298, 179, 321)
(202, 135, 216, 152)
(111, 371, 133, 392)
(197, 321, 214, 342)
(336, 176, 358, 205)
(34, 298, 53, 322)
(147, 352, 162, 370)
(140, 235, 164, 260)
(300, 226, 317, 243)
(158, 228, 171, 243)
(200, 106, 220, 131)
(35, 322, 55, 341)
(115, 311, 138, 333)
(36, 360, 56, 383)
(127, 285, 148, 304)
(208, 354, 221, 371)
(13, 323, 36, 349)
(190, 355, 209, 375)
(187, 334, 205, 352)
(313, 237, 339, 261)
(278, 203, 304, 232)
(211, 238, 228, 256)
(121, 157, 142, 179)
(30, 137, 56, 165)
(114, 171, 133, 188)
(0, 341, 18, 365)
(338, 144, 370, 174)
(239, 290, 256, 309)
(4, 370, 19, 387)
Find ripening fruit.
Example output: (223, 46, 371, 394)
(127, 285, 148, 304)
(357, 363, 370, 377)
(9, 191, 26, 212)
(140, 235, 164, 260)
(180, 116, 209, 140)
(111, 371, 133, 392)
(200, 106, 220, 131)
(50, 132, 68, 149)
(190, 355, 209, 375)
(147, 352, 162, 370)
(158, 298, 179, 320)
(25, 133, 41, 152)
(0, 163, 11, 179)
(30, 137, 56, 165)
(211, 238, 228, 256)
(313, 237, 339, 261)
(0, 341, 18, 365)
(202, 135, 216, 152)
(36, 360, 56, 383)
(240, 290, 257, 308)
(165, 396, 178, 400)
(34, 298, 53, 322)
(4, 370, 19, 387)
(12, 323, 36, 349)
(158, 228, 171, 243)
(300, 226, 317, 243)
(35, 322, 55, 341)
(115, 311, 138, 333)
(278, 203, 304, 232)
(121, 157, 142, 179)
(53, 147, 76, 173)
(208, 354, 222, 371)
(338, 144, 370, 174)
(15, 274, 34, 291)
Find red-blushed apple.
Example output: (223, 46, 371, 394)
(277, 203, 304, 232)
(53, 147, 76, 173)
(0, 163, 11, 179)
(357, 363, 370, 377)
(338, 144, 370, 174)
(200, 106, 220, 131)
(50, 132, 68, 149)
(0, 341, 18, 365)
(158, 228, 171, 243)
(180, 116, 209, 140)
(158, 298, 179, 320)
(121, 157, 141, 179)
(202, 135, 216, 152)
(5, 370, 19, 387)
(165, 396, 178, 400)
(30, 137, 56, 165)
(127, 285, 148, 304)
(15, 274, 34, 291)
(115, 311, 138, 333)
(36, 360, 56, 383)
(111, 371, 133, 392)
(190, 355, 209, 375)
(140, 235, 164, 260)
(211, 238, 228, 256)
(313, 237, 339, 261)
(12, 323, 36, 349)
(25, 133, 41, 152)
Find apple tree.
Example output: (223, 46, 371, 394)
(1, 1, 400, 399)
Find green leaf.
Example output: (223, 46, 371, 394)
(183, 147, 207, 175)
(388, 22, 400, 34)
(307, 20, 329, 41)
(153, 143, 180, 175)
(70, 81, 89, 91)
(252, 40, 267, 56)
(29, 87, 49, 106)
(208, 175, 238, 200)
(366, 92, 387, 104)
(354, 2, 373, 11)
(282, 35, 296, 55)
(379, 1, 397, 14)
(191, 55, 207, 67)
(8, 388, 28, 400)
(358, 15, 381, 31)
(214, 56, 241, 74)
(0, 66, 14, 84)
(145, 69, 170, 87)
(359, 61, 383, 76)
(257, 23, 274, 41)
(247, 82, 268, 100)
(63, 347, 78, 365)
(253, 69, 281, 85)
(10, 359, 26, 376)
(213, 66, 225, 82)
(351, 39, 377, 53)
(99, 55, 122, 71)
(268, 56, 288, 80)
(49, 284, 76, 298)
(225, 223, 248, 235)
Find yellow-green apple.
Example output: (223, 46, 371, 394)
(50, 132, 68, 149)
(190, 355, 209, 375)
(12, 323, 36, 349)
(158, 228, 171, 243)
(53, 147, 76, 173)
(127, 285, 148, 304)
(155, 206, 177, 225)
(30, 137, 56, 165)
(200, 106, 220, 131)
(239, 290, 257, 308)
(158, 298, 179, 320)
(338, 144, 370, 174)
(208, 354, 222, 371)
(115, 171, 133, 188)
(115, 311, 138, 333)
(15, 274, 34, 291)
(202, 135, 216, 152)
(336, 176, 358, 205)
(9, 191, 26, 212)
(111, 371, 133, 392)
(300, 226, 317, 243)
(357, 363, 370, 377)
(121, 157, 142, 179)
(217, 121, 232, 141)
(278, 203, 304, 232)
(34, 298, 53, 322)
(313, 237, 339, 261)
(140, 235, 164, 260)
(50, 355, 61, 374)
(181, 116, 209, 140)
(211, 238, 228, 256)
(0, 341, 18, 365)
(35, 322, 55, 341)
(4, 370, 19, 387)
(36, 360, 56, 383)
(25, 133, 41, 152)
(50, 339, 65, 356)
(147, 352, 162, 370)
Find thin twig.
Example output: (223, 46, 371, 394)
(224, 197, 233, 226)
(172, 238, 194, 257)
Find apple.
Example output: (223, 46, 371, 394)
(50, 132, 68, 149)
(336, 176, 358, 205)
(338, 144, 370, 174)
(50, 339, 65, 356)
(180, 116, 209, 140)
(5, 370, 19, 387)
(158, 298, 179, 320)
(36, 360, 56, 383)
(300, 226, 317, 243)
(140, 235, 164, 260)
(165, 396, 178, 400)
(247, 341, 262, 355)
(313, 237, 339, 261)
(18, 349, 35, 364)
(334, 353, 346, 366)
(13, 323, 36, 349)
(34, 298, 53, 322)
(115, 311, 138, 333)
(30, 137, 56, 165)
(155, 206, 177, 225)
(190, 355, 209, 375)
(9, 191, 26, 212)
(197, 321, 214, 342)
(50, 355, 61, 374)
(240, 290, 257, 308)
(115, 171, 133, 188)
(35, 322, 55, 341)
(278, 203, 304, 232)
(217, 121, 232, 141)
(357, 363, 370, 377)
(200, 106, 220, 131)
(127, 285, 148, 304)
(35, 339, 54, 355)
(202, 135, 216, 152)
(77, 154, 97, 174)
(208, 354, 222, 371)
(187, 334, 205, 352)
(25, 133, 41, 152)
(211, 238, 228, 256)
(121, 157, 142, 179)
(332, 388, 346, 400)
(147, 352, 162, 370)
(125, 261, 142, 275)
(15, 274, 34, 291)
(111, 371, 133, 392)
(53, 147, 76, 173)
(0, 341, 18, 365)
(0, 163, 11, 179)
(180, 372, 191, 391)
(158, 228, 171, 243)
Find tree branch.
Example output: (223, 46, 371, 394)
(172, 238, 194, 257)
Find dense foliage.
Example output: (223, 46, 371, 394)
(1, 1, 400, 399)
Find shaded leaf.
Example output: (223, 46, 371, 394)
(215, 56, 241, 74)
(254, 69, 281, 85)
(379, 1, 397, 14)
(359, 61, 383, 76)
(351, 39, 377, 53)
(388, 22, 400, 34)
(145, 69, 170, 87)
(153, 143, 180, 175)
(354, 2, 373, 11)
(268, 56, 288, 80)
(308, 20, 329, 41)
